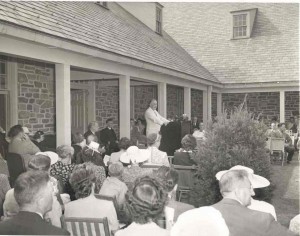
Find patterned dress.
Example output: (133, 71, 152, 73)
(50, 161, 75, 185)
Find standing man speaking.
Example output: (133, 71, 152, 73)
(145, 99, 169, 136)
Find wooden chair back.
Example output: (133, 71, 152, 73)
(94, 194, 118, 212)
(61, 216, 110, 236)
(270, 138, 285, 152)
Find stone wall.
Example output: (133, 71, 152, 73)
(285, 91, 300, 119)
(94, 80, 119, 137)
(212, 92, 217, 119)
(133, 85, 157, 119)
(17, 59, 55, 133)
(222, 92, 280, 121)
(167, 85, 184, 119)
(191, 89, 203, 121)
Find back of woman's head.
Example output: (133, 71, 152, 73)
(69, 163, 96, 199)
(155, 166, 179, 192)
(72, 132, 84, 144)
(125, 176, 167, 224)
(56, 145, 74, 159)
(118, 137, 131, 150)
(181, 134, 197, 151)
(8, 125, 23, 139)
(28, 155, 51, 172)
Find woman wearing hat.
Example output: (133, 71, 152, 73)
(216, 165, 277, 220)
(120, 146, 152, 190)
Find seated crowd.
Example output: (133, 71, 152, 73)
(0, 117, 298, 235)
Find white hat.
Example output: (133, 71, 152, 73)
(36, 151, 59, 165)
(22, 127, 30, 134)
(215, 165, 270, 188)
(87, 141, 100, 153)
(120, 146, 150, 164)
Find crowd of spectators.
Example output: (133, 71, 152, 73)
(0, 116, 298, 235)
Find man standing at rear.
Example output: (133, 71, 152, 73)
(145, 99, 169, 136)
(100, 118, 119, 155)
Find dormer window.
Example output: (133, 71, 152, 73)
(156, 5, 163, 35)
(231, 8, 257, 39)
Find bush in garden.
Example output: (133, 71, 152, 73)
(191, 100, 273, 207)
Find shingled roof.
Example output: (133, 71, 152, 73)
(0, 1, 219, 83)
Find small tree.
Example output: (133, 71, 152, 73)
(191, 101, 273, 207)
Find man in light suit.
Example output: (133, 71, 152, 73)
(171, 169, 295, 236)
(145, 99, 169, 136)
(0, 171, 69, 235)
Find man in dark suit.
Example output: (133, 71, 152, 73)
(0, 171, 69, 235)
(99, 118, 119, 155)
(191, 116, 200, 131)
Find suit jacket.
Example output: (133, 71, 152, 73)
(0, 211, 70, 235)
(213, 198, 295, 236)
(99, 127, 119, 155)
(145, 107, 168, 136)
(192, 121, 200, 130)
(83, 129, 95, 140)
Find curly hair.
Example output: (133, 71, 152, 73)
(181, 134, 197, 151)
(118, 137, 132, 150)
(154, 166, 179, 192)
(124, 176, 167, 224)
(69, 163, 96, 199)
(56, 145, 74, 159)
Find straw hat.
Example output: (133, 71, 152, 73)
(120, 146, 150, 164)
(36, 151, 59, 165)
(215, 165, 270, 189)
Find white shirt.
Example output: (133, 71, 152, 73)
(248, 198, 277, 220)
(115, 222, 169, 236)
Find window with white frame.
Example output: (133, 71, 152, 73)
(0, 60, 7, 89)
(231, 8, 257, 39)
(156, 5, 162, 35)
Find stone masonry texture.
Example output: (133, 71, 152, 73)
(222, 92, 280, 121)
(285, 91, 300, 119)
(16, 58, 55, 133)
(163, 3, 299, 84)
(167, 85, 184, 119)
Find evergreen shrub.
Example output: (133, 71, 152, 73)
(191, 103, 273, 207)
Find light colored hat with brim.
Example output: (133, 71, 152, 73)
(120, 146, 150, 164)
(86, 141, 100, 153)
(36, 151, 59, 165)
(215, 165, 270, 189)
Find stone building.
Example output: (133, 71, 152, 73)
(0, 2, 298, 146)
(163, 2, 299, 123)
(0, 2, 222, 145)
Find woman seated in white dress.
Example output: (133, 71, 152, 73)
(115, 176, 169, 236)
(144, 133, 169, 166)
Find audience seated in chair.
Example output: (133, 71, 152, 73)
(215, 165, 277, 220)
(31, 131, 47, 152)
(110, 137, 132, 163)
(172, 169, 294, 236)
(154, 166, 194, 223)
(0, 171, 70, 235)
(278, 123, 295, 164)
(115, 176, 169, 236)
(120, 146, 152, 190)
(7, 125, 40, 156)
(50, 145, 75, 190)
(76, 141, 106, 168)
(65, 163, 119, 234)
(71, 132, 86, 162)
(145, 133, 169, 166)
(99, 162, 128, 207)
(173, 134, 197, 166)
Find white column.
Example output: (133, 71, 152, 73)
(217, 93, 222, 116)
(87, 81, 96, 125)
(55, 63, 71, 146)
(280, 91, 285, 123)
(7, 62, 18, 127)
(207, 85, 212, 121)
(202, 90, 208, 124)
(184, 87, 191, 119)
(119, 75, 131, 138)
(158, 82, 167, 118)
